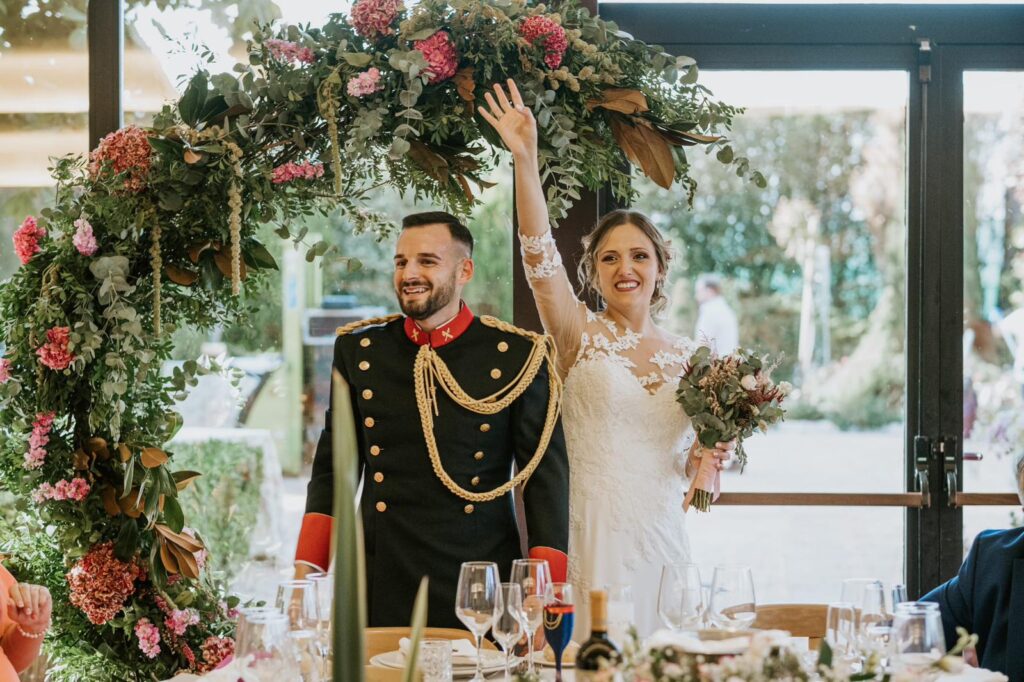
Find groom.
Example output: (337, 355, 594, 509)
(294, 211, 569, 627)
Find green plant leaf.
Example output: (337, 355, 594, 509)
(341, 52, 374, 67)
(179, 72, 209, 127)
(332, 370, 367, 682)
(113, 519, 140, 562)
(162, 496, 185, 534)
(402, 577, 430, 682)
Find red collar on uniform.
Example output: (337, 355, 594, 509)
(403, 303, 474, 348)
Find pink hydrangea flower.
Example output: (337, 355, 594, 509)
(135, 618, 162, 659)
(13, 216, 45, 265)
(414, 30, 458, 84)
(264, 38, 316, 64)
(24, 412, 55, 470)
(37, 326, 75, 372)
(165, 608, 200, 636)
(199, 636, 235, 673)
(347, 67, 383, 97)
(351, 0, 403, 38)
(67, 542, 143, 625)
(33, 477, 91, 504)
(89, 126, 152, 193)
(519, 15, 568, 69)
(0, 359, 11, 384)
(271, 161, 325, 184)
(73, 218, 98, 256)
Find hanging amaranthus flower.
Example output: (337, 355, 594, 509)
(150, 220, 162, 335)
(224, 141, 245, 296)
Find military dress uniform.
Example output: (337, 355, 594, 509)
(296, 303, 570, 628)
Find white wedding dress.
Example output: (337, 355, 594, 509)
(519, 232, 696, 641)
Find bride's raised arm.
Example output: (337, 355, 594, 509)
(479, 80, 587, 372)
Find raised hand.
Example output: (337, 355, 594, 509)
(7, 581, 52, 635)
(478, 80, 538, 161)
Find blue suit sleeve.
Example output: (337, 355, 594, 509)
(922, 534, 982, 647)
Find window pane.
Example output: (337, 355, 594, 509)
(961, 70, 1024, 557)
(631, 70, 909, 600)
(0, 7, 89, 280)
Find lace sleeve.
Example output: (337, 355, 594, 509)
(519, 230, 586, 373)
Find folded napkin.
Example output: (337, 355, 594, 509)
(398, 637, 480, 666)
(645, 628, 791, 656)
(938, 667, 1009, 682)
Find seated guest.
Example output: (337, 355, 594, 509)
(923, 450, 1024, 681)
(1, 559, 51, 682)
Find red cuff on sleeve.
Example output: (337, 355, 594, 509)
(529, 546, 567, 583)
(295, 513, 334, 572)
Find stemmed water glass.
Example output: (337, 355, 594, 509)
(708, 565, 756, 631)
(276, 580, 322, 681)
(658, 563, 704, 631)
(543, 583, 575, 682)
(306, 573, 334, 677)
(455, 562, 501, 682)
(826, 602, 858, 661)
(492, 583, 524, 680)
(510, 558, 551, 676)
(234, 611, 294, 680)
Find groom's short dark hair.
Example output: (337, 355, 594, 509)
(402, 211, 474, 256)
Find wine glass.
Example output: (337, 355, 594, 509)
(826, 602, 857, 659)
(275, 580, 319, 632)
(657, 564, 704, 631)
(511, 558, 551, 675)
(235, 611, 294, 680)
(891, 604, 946, 673)
(543, 583, 575, 682)
(305, 573, 334, 677)
(606, 583, 635, 648)
(492, 583, 524, 680)
(455, 561, 501, 682)
(708, 565, 756, 631)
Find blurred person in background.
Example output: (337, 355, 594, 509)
(695, 273, 739, 355)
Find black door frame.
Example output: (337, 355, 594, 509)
(600, 2, 1024, 596)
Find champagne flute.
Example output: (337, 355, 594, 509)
(305, 573, 334, 677)
(455, 562, 501, 682)
(492, 583, 524, 680)
(511, 558, 551, 675)
(543, 583, 575, 682)
(657, 563, 704, 631)
(708, 565, 756, 631)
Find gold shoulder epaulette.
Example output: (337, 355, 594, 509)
(336, 314, 402, 336)
(478, 315, 545, 343)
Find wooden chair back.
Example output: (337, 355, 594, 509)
(752, 603, 829, 650)
(364, 626, 498, 664)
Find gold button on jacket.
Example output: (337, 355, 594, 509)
(364, 417, 375, 428)
(464, 504, 475, 514)
(373, 472, 384, 483)
(375, 501, 387, 512)
(370, 445, 381, 456)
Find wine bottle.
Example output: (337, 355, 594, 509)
(576, 590, 623, 680)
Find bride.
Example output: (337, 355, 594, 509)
(480, 81, 734, 639)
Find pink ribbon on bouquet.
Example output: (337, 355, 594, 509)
(682, 447, 722, 512)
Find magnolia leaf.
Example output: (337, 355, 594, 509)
(165, 264, 199, 286)
(213, 250, 248, 280)
(118, 488, 143, 518)
(172, 470, 203, 492)
(155, 524, 205, 553)
(101, 486, 122, 517)
(162, 496, 185, 534)
(183, 149, 203, 164)
(454, 67, 476, 102)
(586, 88, 648, 114)
(118, 443, 132, 463)
(408, 141, 449, 183)
(141, 447, 169, 469)
(160, 541, 180, 574)
(72, 449, 91, 471)
(188, 241, 216, 264)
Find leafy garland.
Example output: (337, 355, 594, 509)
(0, 0, 753, 678)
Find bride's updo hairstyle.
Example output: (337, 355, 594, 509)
(577, 209, 674, 316)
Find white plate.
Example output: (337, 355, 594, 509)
(530, 651, 576, 668)
(370, 649, 507, 675)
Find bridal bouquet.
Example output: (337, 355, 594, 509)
(676, 346, 789, 512)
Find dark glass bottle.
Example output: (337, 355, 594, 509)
(576, 590, 623, 680)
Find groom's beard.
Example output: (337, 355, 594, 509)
(396, 272, 458, 320)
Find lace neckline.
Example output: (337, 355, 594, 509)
(575, 311, 695, 393)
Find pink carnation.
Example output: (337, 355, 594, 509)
(0, 359, 11, 384)
(33, 477, 91, 504)
(165, 608, 200, 636)
(414, 30, 458, 84)
(271, 161, 325, 184)
(73, 218, 98, 256)
(347, 67, 383, 98)
(24, 412, 56, 470)
(264, 38, 316, 64)
(13, 215, 45, 265)
(37, 326, 75, 372)
(199, 636, 235, 673)
(519, 15, 568, 69)
(89, 126, 152, 193)
(351, 0, 403, 38)
(135, 618, 162, 659)
(67, 542, 143, 625)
